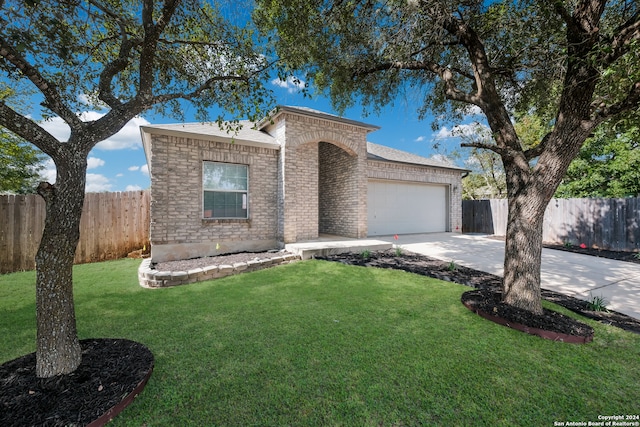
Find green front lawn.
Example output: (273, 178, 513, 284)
(1, 259, 638, 426)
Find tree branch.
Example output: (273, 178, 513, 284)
(574, 0, 607, 33)
(601, 9, 640, 66)
(89, 0, 139, 108)
(150, 74, 252, 105)
(0, 37, 81, 130)
(138, 0, 181, 98)
(592, 80, 640, 123)
(90, 72, 257, 143)
(354, 60, 484, 106)
(524, 132, 552, 161)
(461, 141, 507, 156)
(551, 0, 581, 34)
(0, 102, 61, 157)
(439, 13, 522, 152)
(37, 181, 56, 203)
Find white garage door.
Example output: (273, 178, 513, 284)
(368, 180, 448, 236)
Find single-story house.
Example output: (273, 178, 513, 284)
(140, 106, 467, 263)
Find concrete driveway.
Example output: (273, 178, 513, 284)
(379, 232, 640, 320)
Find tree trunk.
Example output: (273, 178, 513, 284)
(502, 191, 546, 315)
(35, 154, 87, 378)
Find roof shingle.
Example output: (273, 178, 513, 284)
(366, 142, 466, 170)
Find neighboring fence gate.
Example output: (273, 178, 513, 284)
(0, 190, 150, 274)
(462, 197, 640, 252)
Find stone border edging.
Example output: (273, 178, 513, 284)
(138, 254, 301, 288)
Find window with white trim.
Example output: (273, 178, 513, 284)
(203, 162, 248, 219)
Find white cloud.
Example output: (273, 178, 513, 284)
(116, 173, 124, 178)
(39, 158, 57, 183)
(125, 185, 142, 191)
(464, 156, 481, 167)
(414, 136, 426, 142)
(434, 127, 453, 139)
(85, 174, 112, 192)
(77, 93, 91, 104)
(463, 104, 483, 117)
(129, 164, 148, 175)
(87, 157, 105, 170)
(38, 112, 149, 151)
(39, 116, 71, 142)
(271, 76, 305, 93)
(452, 123, 489, 138)
(77, 93, 106, 110)
(39, 158, 112, 192)
(433, 123, 490, 140)
(94, 115, 150, 150)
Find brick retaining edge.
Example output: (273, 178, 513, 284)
(138, 254, 301, 288)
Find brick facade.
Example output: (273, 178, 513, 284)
(147, 134, 279, 263)
(319, 142, 360, 237)
(262, 110, 371, 243)
(142, 107, 465, 263)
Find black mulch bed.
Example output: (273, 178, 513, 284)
(0, 339, 153, 427)
(461, 289, 594, 341)
(317, 250, 640, 336)
(487, 235, 640, 265)
(542, 243, 640, 264)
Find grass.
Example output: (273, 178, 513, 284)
(2, 259, 639, 426)
(587, 293, 609, 312)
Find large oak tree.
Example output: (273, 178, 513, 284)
(255, 0, 640, 315)
(0, 0, 272, 378)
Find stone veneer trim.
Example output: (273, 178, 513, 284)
(138, 254, 301, 288)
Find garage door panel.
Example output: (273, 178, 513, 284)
(368, 181, 447, 236)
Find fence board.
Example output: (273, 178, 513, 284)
(1, 190, 150, 273)
(1, 196, 15, 272)
(463, 197, 640, 252)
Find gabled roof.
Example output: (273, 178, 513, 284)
(367, 142, 467, 171)
(140, 109, 466, 173)
(140, 121, 278, 148)
(258, 105, 380, 132)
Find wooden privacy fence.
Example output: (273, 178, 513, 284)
(463, 197, 640, 252)
(1, 190, 150, 274)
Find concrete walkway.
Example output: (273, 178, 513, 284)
(377, 232, 640, 320)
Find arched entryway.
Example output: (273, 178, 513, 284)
(318, 141, 360, 237)
(269, 109, 375, 243)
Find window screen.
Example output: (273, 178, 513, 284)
(203, 162, 248, 218)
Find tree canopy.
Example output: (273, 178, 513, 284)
(0, 129, 43, 194)
(556, 117, 640, 198)
(463, 114, 640, 199)
(0, 87, 43, 194)
(256, 1, 636, 124)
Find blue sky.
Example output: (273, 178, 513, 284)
(37, 77, 478, 192)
